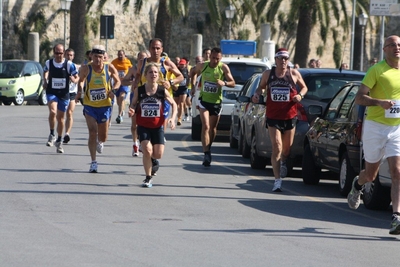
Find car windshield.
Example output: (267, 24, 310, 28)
(303, 75, 364, 102)
(227, 63, 266, 85)
(0, 62, 24, 78)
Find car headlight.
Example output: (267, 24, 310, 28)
(8, 79, 16, 85)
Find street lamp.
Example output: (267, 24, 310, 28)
(225, 4, 236, 40)
(60, 0, 73, 48)
(358, 13, 368, 71)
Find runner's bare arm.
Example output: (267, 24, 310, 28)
(165, 59, 183, 85)
(165, 89, 177, 130)
(252, 69, 271, 102)
(128, 87, 139, 117)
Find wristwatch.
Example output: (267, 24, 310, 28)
(224, 81, 228, 86)
(299, 93, 304, 99)
(169, 79, 174, 86)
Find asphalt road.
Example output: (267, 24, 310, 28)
(1, 105, 399, 266)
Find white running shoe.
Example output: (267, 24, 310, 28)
(89, 161, 98, 173)
(96, 142, 104, 154)
(46, 134, 56, 147)
(142, 177, 153, 188)
(132, 144, 139, 157)
(272, 179, 282, 192)
(55, 141, 64, 153)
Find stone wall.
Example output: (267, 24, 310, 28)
(1, 0, 392, 69)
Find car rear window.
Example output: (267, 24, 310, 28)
(303, 75, 364, 102)
(227, 63, 266, 85)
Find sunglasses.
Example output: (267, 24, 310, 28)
(384, 42, 400, 48)
(276, 56, 289, 60)
(54, 52, 64, 55)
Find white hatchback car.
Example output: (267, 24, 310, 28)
(191, 57, 271, 140)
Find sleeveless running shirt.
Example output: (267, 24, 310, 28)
(199, 62, 224, 104)
(266, 66, 298, 120)
(83, 63, 112, 108)
(136, 85, 166, 128)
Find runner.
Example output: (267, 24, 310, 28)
(111, 50, 132, 124)
(43, 44, 79, 153)
(128, 63, 177, 187)
(75, 45, 121, 173)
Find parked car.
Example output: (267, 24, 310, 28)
(303, 81, 391, 210)
(244, 68, 366, 174)
(0, 60, 46, 105)
(191, 57, 271, 140)
(227, 73, 262, 158)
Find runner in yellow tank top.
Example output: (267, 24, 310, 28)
(75, 45, 121, 173)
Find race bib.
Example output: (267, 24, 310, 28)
(270, 87, 290, 102)
(52, 78, 66, 89)
(203, 81, 218, 93)
(89, 88, 107, 102)
(385, 100, 400, 118)
(141, 103, 160, 117)
(118, 71, 125, 78)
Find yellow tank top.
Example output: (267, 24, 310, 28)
(84, 63, 112, 107)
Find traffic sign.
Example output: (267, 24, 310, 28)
(370, 0, 400, 16)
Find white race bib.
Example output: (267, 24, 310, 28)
(270, 87, 290, 102)
(385, 100, 400, 118)
(203, 81, 218, 93)
(141, 103, 160, 117)
(89, 88, 107, 101)
(52, 78, 66, 89)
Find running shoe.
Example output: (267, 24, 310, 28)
(151, 158, 159, 176)
(63, 134, 70, 144)
(347, 176, 362, 209)
(184, 114, 189, 122)
(132, 144, 139, 157)
(55, 141, 64, 153)
(96, 142, 104, 154)
(202, 152, 211, 167)
(89, 161, 98, 173)
(46, 134, 56, 147)
(389, 214, 400, 235)
(177, 120, 182, 126)
(116, 115, 122, 124)
(280, 160, 287, 178)
(272, 179, 282, 192)
(142, 176, 153, 188)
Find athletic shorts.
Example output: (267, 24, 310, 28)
(173, 86, 188, 97)
(137, 125, 165, 145)
(164, 101, 170, 118)
(363, 120, 400, 163)
(115, 86, 130, 98)
(47, 94, 70, 112)
(199, 100, 222, 116)
(69, 92, 77, 101)
(266, 117, 297, 133)
(83, 105, 112, 124)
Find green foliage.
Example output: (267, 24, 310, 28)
(15, 9, 49, 57)
(237, 29, 250, 40)
(40, 39, 53, 65)
(333, 41, 342, 68)
(316, 45, 324, 57)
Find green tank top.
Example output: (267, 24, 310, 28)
(200, 62, 224, 104)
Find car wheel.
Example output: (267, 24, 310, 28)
(362, 176, 391, 210)
(229, 126, 238, 149)
(302, 144, 321, 185)
(242, 130, 251, 158)
(38, 90, 47, 106)
(339, 151, 356, 196)
(250, 132, 267, 169)
(238, 129, 244, 155)
(191, 120, 201, 141)
(13, 89, 25, 105)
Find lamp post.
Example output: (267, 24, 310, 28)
(358, 13, 368, 71)
(224, 4, 236, 40)
(60, 0, 73, 48)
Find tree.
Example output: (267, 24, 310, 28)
(69, 0, 87, 64)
